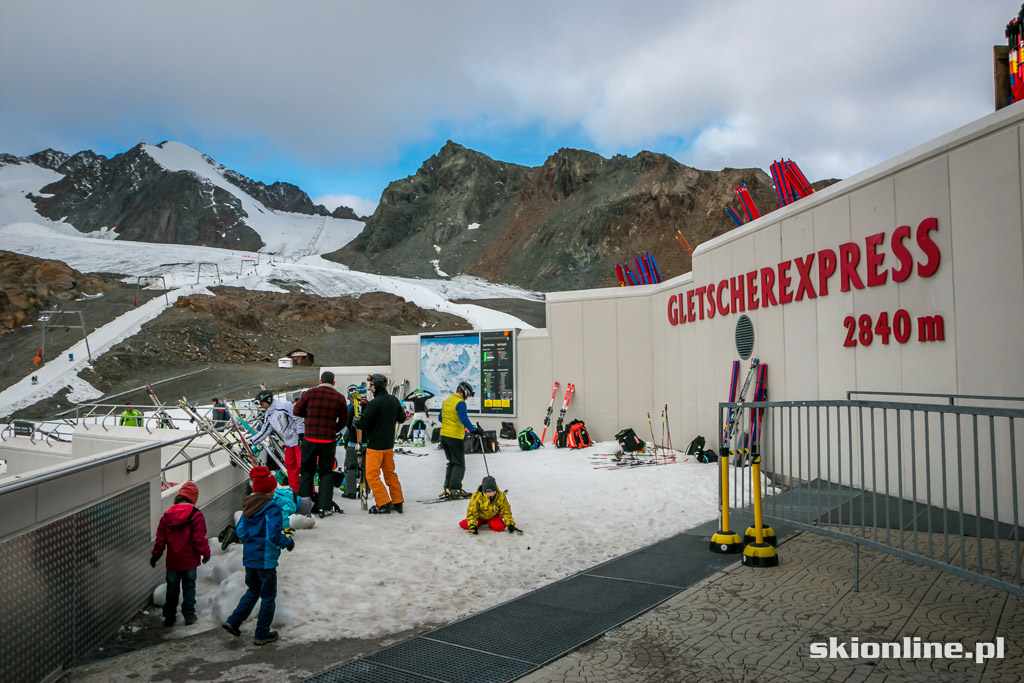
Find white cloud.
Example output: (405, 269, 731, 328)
(313, 194, 378, 218)
(0, 0, 1010, 188)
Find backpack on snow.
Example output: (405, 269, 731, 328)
(565, 419, 592, 449)
(518, 427, 541, 451)
(430, 426, 441, 443)
(685, 435, 706, 456)
(499, 421, 517, 440)
(614, 427, 645, 453)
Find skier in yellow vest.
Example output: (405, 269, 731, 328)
(438, 381, 482, 500)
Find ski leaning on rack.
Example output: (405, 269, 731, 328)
(144, 385, 179, 429)
(348, 386, 369, 511)
(178, 399, 256, 471)
(552, 383, 575, 446)
(539, 381, 559, 445)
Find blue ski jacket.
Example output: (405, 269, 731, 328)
(236, 493, 293, 569)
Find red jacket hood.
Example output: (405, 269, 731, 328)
(163, 503, 197, 526)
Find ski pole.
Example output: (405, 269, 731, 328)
(664, 403, 675, 463)
(647, 411, 659, 460)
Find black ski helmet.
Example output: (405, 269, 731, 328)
(457, 381, 474, 398)
(368, 373, 388, 392)
(255, 389, 274, 405)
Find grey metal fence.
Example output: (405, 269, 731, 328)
(720, 398, 1024, 597)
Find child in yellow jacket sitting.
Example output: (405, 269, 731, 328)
(460, 476, 522, 534)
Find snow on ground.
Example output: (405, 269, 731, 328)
(157, 441, 718, 644)
(0, 162, 82, 236)
(142, 142, 363, 256)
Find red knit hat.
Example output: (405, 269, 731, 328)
(178, 481, 199, 504)
(249, 466, 276, 494)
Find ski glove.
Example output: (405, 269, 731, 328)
(149, 556, 158, 568)
(467, 527, 478, 535)
(508, 525, 522, 535)
(201, 555, 210, 565)
(473, 425, 485, 435)
(285, 539, 295, 552)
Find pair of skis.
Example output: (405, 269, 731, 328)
(552, 383, 575, 446)
(722, 357, 765, 465)
(348, 386, 369, 511)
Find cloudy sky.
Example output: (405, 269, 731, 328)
(0, 1, 1011, 215)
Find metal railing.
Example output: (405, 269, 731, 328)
(847, 390, 1024, 406)
(720, 398, 1024, 597)
(0, 432, 199, 496)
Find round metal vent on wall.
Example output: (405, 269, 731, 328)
(735, 314, 754, 360)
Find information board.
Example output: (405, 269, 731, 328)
(418, 329, 517, 416)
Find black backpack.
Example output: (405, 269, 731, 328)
(615, 428, 645, 453)
(685, 435, 706, 456)
(430, 426, 441, 443)
(499, 421, 516, 440)
(518, 427, 541, 451)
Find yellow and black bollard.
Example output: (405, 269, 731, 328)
(710, 446, 742, 553)
(742, 448, 778, 567)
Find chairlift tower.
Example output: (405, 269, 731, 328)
(39, 310, 92, 362)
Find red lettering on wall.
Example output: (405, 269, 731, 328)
(716, 279, 729, 316)
(890, 225, 913, 282)
(916, 217, 940, 277)
(793, 254, 817, 300)
(838, 242, 865, 292)
(777, 260, 794, 304)
(760, 267, 778, 307)
(745, 271, 759, 310)
(818, 248, 837, 296)
(686, 289, 696, 322)
(706, 282, 716, 318)
(865, 232, 888, 287)
(729, 276, 745, 313)
(667, 294, 678, 325)
(695, 285, 707, 320)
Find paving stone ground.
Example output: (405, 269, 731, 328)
(520, 532, 1024, 683)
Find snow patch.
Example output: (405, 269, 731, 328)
(64, 375, 103, 403)
(467, 222, 480, 230)
(430, 259, 449, 278)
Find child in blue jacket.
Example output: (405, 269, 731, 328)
(221, 466, 295, 646)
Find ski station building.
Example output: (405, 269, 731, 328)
(4, 89, 1024, 681)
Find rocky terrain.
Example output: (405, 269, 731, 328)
(325, 142, 829, 291)
(0, 250, 121, 334)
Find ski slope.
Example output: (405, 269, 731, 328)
(0, 152, 543, 417)
(142, 142, 363, 256)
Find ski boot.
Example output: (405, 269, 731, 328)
(368, 503, 392, 514)
(452, 488, 470, 500)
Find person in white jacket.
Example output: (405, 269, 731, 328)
(249, 390, 305, 494)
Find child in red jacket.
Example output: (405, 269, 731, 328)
(151, 481, 211, 627)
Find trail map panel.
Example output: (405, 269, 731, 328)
(419, 329, 517, 416)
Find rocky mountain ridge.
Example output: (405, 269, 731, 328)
(326, 141, 824, 290)
(0, 142, 361, 250)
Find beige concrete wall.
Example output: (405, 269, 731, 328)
(323, 103, 1024, 518)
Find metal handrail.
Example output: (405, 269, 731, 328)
(0, 432, 198, 496)
(847, 390, 1024, 406)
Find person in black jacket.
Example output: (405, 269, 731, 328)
(355, 374, 407, 514)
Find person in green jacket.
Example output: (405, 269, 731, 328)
(119, 408, 143, 427)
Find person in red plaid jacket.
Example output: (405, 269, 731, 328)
(293, 371, 348, 517)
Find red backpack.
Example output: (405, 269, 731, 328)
(565, 420, 592, 449)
